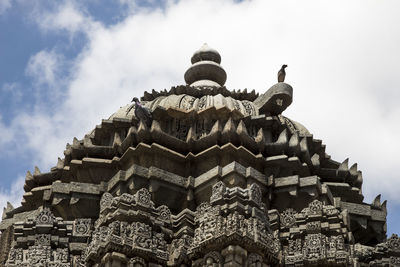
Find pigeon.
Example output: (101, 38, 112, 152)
(277, 64, 288, 83)
(127, 97, 152, 127)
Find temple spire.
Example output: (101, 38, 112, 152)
(184, 43, 227, 87)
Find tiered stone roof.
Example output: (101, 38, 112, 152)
(0, 44, 395, 266)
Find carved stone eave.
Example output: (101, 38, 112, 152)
(254, 82, 293, 115)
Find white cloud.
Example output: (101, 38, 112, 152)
(2, 0, 400, 208)
(117, 0, 174, 14)
(26, 50, 62, 87)
(0, 115, 13, 147)
(35, 0, 100, 35)
(24, 50, 69, 109)
(1, 82, 22, 102)
(0, 175, 24, 214)
(0, 0, 11, 14)
(2, 82, 17, 93)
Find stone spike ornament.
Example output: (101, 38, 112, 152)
(0, 45, 397, 267)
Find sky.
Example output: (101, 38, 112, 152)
(0, 0, 400, 235)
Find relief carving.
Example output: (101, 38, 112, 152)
(280, 208, 297, 228)
(135, 188, 154, 208)
(73, 218, 92, 236)
(35, 208, 56, 225)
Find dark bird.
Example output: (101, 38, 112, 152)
(127, 97, 152, 127)
(277, 64, 288, 82)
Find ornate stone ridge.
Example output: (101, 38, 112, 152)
(0, 44, 395, 266)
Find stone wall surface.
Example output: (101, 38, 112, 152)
(0, 45, 396, 266)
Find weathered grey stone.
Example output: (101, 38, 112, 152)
(184, 44, 227, 87)
(254, 82, 293, 115)
(0, 45, 393, 267)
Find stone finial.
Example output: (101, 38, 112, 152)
(2, 202, 14, 219)
(184, 43, 227, 87)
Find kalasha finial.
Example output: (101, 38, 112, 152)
(184, 43, 227, 87)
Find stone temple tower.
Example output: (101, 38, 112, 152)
(0, 44, 399, 266)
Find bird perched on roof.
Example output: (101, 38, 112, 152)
(277, 64, 288, 83)
(127, 97, 152, 127)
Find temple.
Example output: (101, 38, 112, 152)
(0, 44, 399, 266)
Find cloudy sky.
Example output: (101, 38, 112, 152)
(0, 0, 399, 234)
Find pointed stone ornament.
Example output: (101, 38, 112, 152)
(311, 153, 320, 168)
(372, 194, 381, 208)
(381, 200, 387, 213)
(348, 163, 358, 184)
(255, 128, 266, 153)
(203, 119, 222, 145)
(355, 170, 363, 188)
(2, 202, 14, 219)
(137, 119, 147, 133)
(113, 131, 122, 147)
(65, 143, 71, 151)
(72, 137, 80, 148)
(209, 120, 222, 136)
(187, 188, 194, 201)
(250, 89, 256, 98)
(288, 132, 300, 156)
(194, 120, 222, 152)
(236, 120, 257, 151)
(222, 117, 236, 136)
(25, 170, 33, 181)
(276, 128, 289, 145)
(6, 202, 13, 211)
(56, 158, 64, 169)
(137, 120, 149, 142)
(236, 120, 249, 136)
(186, 125, 196, 144)
(349, 163, 358, 175)
(83, 134, 93, 147)
(121, 125, 138, 151)
(34, 166, 41, 175)
(337, 158, 349, 178)
(24, 171, 35, 192)
(300, 137, 308, 153)
(221, 117, 238, 144)
(127, 125, 137, 136)
(265, 128, 289, 155)
(338, 158, 349, 172)
(150, 119, 162, 135)
(300, 137, 311, 164)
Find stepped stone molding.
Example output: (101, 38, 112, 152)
(0, 45, 394, 266)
